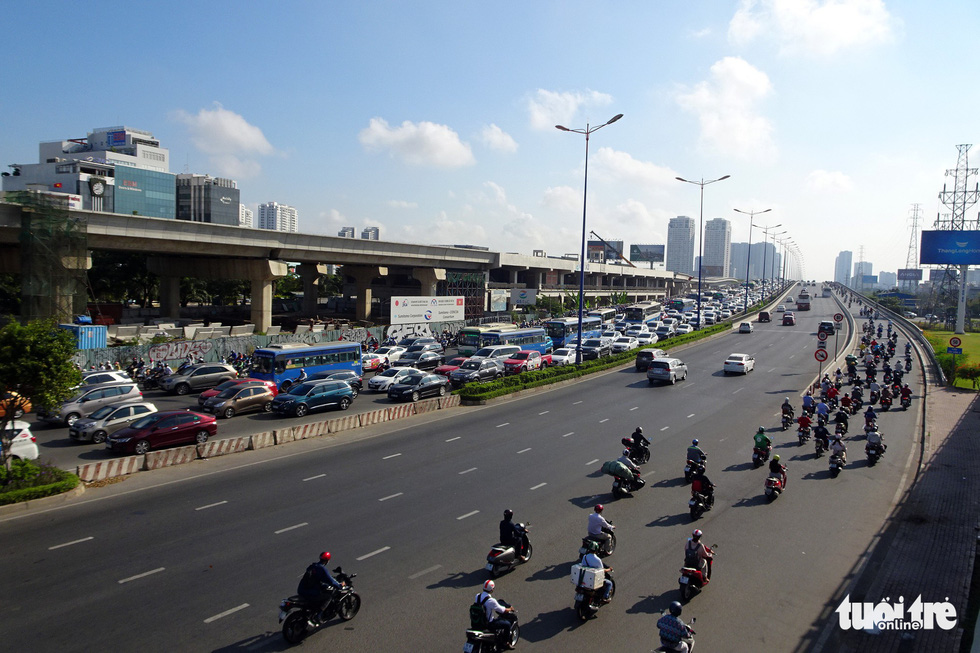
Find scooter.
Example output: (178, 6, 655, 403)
(679, 550, 714, 602)
(279, 567, 360, 645)
(764, 472, 785, 501)
(580, 524, 616, 558)
(464, 603, 519, 653)
(901, 395, 911, 410)
(621, 437, 650, 465)
(612, 472, 645, 498)
(689, 491, 713, 520)
(655, 615, 697, 652)
(866, 441, 886, 466)
(751, 446, 771, 468)
(573, 567, 615, 621)
(829, 453, 844, 477)
(880, 395, 892, 411)
(781, 413, 794, 431)
(814, 436, 827, 457)
(684, 457, 706, 483)
(486, 523, 532, 578)
(797, 425, 811, 446)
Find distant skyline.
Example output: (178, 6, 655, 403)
(3, 1, 978, 281)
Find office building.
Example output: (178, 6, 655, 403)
(835, 251, 853, 285)
(176, 174, 240, 225)
(239, 205, 253, 228)
(703, 218, 732, 277)
(338, 227, 355, 238)
(666, 216, 695, 276)
(878, 271, 897, 288)
(258, 202, 298, 233)
(361, 226, 380, 240)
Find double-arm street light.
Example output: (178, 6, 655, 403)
(768, 230, 787, 289)
(676, 174, 730, 329)
(733, 208, 772, 313)
(556, 113, 623, 364)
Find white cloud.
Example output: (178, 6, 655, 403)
(480, 124, 518, 153)
(387, 200, 418, 209)
(173, 103, 275, 179)
(592, 148, 678, 188)
(805, 169, 854, 192)
(542, 185, 581, 214)
(676, 57, 776, 161)
(358, 118, 475, 167)
(691, 27, 713, 38)
(729, 0, 897, 56)
(527, 89, 614, 131)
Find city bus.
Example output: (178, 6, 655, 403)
(667, 298, 696, 314)
(457, 323, 518, 356)
(480, 327, 553, 354)
(544, 315, 603, 348)
(623, 301, 663, 324)
(587, 307, 617, 324)
(250, 342, 362, 391)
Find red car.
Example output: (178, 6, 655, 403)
(434, 356, 469, 377)
(197, 378, 278, 407)
(105, 410, 217, 455)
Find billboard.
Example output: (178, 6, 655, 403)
(488, 289, 508, 312)
(510, 289, 537, 306)
(920, 230, 980, 265)
(897, 268, 923, 281)
(390, 296, 465, 325)
(630, 244, 665, 263)
(862, 275, 878, 285)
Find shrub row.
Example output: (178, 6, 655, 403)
(0, 459, 80, 506)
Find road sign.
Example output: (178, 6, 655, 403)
(817, 332, 828, 341)
(815, 349, 829, 362)
(818, 341, 827, 349)
(947, 347, 963, 355)
(949, 337, 962, 348)
(834, 313, 844, 322)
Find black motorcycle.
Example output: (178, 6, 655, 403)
(279, 567, 361, 645)
(689, 491, 713, 520)
(612, 472, 645, 498)
(580, 524, 616, 558)
(684, 457, 706, 483)
(464, 603, 519, 653)
(573, 568, 616, 621)
(621, 437, 650, 464)
(866, 442, 886, 466)
(486, 523, 532, 578)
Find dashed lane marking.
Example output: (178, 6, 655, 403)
(446, 436, 460, 442)
(586, 459, 599, 466)
(379, 492, 403, 502)
(530, 483, 547, 490)
(517, 448, 531, 454)
(661, 426, 670, 431)
(383, 453, 402, 460)
(562, 432, 574, 438)
(118, 567, 165, 584)
(274, 523, 308, 535)
(539, 411, 549, 415)
(459, 467, 477, 475)
(457, 511, 479, 520)
(302, 474, 326, 482)
(599, 418, 609, 423)
(409, 564, 442, 579)
(49, 536, 94, 550)
(497, 423, 510, 428)
(357, 546, 391, 561)
(204, 604, 249, 624)
(195, 500, 229, 510)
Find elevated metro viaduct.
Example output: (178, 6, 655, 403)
(0, 201, 692, 330)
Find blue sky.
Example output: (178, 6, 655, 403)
(3, 1, 978, 281)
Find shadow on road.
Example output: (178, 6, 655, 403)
(721, 462, 754, 473)
(526, 561, 571, 583)
(801, 469, 833, 481)
(519, 607, 580, 642)
(646, 513, 689, 528)
(626, 589, 678, 616)
(425, 568, 488, 590)
(652, 477, 685, 488)
(211, 630, 295, 652)
(568, 495, 606, 509)
(731, 494, 768, 508)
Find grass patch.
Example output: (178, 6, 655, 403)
(923, 330, 980, 390)
(0, 459, 80, 505)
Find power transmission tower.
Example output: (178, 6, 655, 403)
(903, 204, 921, 292)
(936, 144, 980, 332)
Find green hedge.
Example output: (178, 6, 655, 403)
(0, 459, 80, 506)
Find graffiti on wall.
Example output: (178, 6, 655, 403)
(384, 321, 464, 342)
(148, 341, 215, 362)
(340, 326, 368, 343)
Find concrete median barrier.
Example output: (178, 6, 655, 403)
(326, 414, 359, 433)
(274, 428, 296, 445)
(439, 394, 461, 409)
(386, 404, 415, 421)
(144, 445, 199, 470)
(198, 436, 250, 458)
(250, 431, 275, 449)
(414, 398, 440, 414)
(77, 456, 143, 482)
(358, 408, 389, 427)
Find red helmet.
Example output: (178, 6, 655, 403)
(483, 580, 495, 593)
(319, 551, 331, 563)
(594, 504, 604, 513)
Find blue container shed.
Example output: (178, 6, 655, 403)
(59, 324, 108, 350)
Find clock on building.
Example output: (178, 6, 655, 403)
(89, 178, 106, 196)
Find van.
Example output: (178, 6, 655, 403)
(646, 358, 688, 385)
(39, 382, 143, 427)
(758, 311, 771, 323)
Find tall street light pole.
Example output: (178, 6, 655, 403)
(766, 229, 787, 291)
(756, 223, 780, 300)
(733, 208, 772, 313)
(676, 174, 730, 329)
(556, 113, 623, 364)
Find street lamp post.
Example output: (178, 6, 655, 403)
(755, 223, 780, 301)
(556, 113, 623, 364)
(765, 229, 787, 291)
(676, 174, 730, 329)
(733, 208, 772, 313)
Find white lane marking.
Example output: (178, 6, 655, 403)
(379, 492, 403, 502)
(562, 432, 574, 438)
(195, 500, 229, 510)
(357, 546, 391, 561)
(733, 388, 743, 394)
(445, 436, 460, 442)
(275, 523, 308, 535)
(685, 382, 696, 389)
(459, 467, 477, 475)
(204, 603, 249, 623)
(573, 401, 583, 405)
(630, 406, 639, 411)
(517, 448, 531, 454)
(661, 426, 670, 431)
(599, 418, 609, 423)
(302, 474, 326, 482)
(457, 510, 479, 520)
(496, 423, 510, 428)
(539, 410, 550, 415)
(118, 567, 165, 584)
(409, 564, 442, 579)
(49, 536, 94, 550)
(768, 368, 776, 373)
(687, 414, 696, 418)
(586, 459, 599, 466)
(383, 453, 402, 460)
(790, 354, 796, 359)
(530, 482, 547, 490)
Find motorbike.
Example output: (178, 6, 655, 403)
(684, 457, 706, 483)
(689, 490, 713, 520)
(679, 548, 714, 602)
(901, 394, 911, 410)
(751, 445, 771, 468)
(781, 413, 794, 431)
(797, 425, 811, 446)
(880, 395, 892, 411)
(905, 358, 912, 372)
(815, 434, 828, 457)
(869, 390, 880, 405)
(279, 567, 360, 645)
(829, 453, 844, 477)
(464, 603, 519, 653)
(851, 397, 863, 414)
(580, 524, 616, 558)
(864, 420, 878, 436)
(866, 442, 885, 466)
(612, 472, 645, 498)
(655, 615, 697, 652)
(486, 523, 532, 578)
(764, 472, 785, 501)
(621, 437, 650, 465)
(573, 568, 615, 621)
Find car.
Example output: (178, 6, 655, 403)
(390, 351, 445, 371)
(625, 325, 650, 338)
(0, 391, 31, 419)
(271, 380, 355, 417)
(655, 323, 676, 340)
(724, 353, 755, 375)
(503, 350, 547, 374)
(387, 373, 450, 402)
(374, 346, 406, 362)
(776, 305, 786, 312)
(449, 358, 504, 387)
(611, 336, 639, 353)
(69, 401, 158, 444)
(309, 370, 363, 395)
(551, 348, 578, 366)
(674, 325, 693, 336)
(580, 338, 612, 360)
(38, 382, 143, 427)
(361, 353, 389, 372)
(758, 311, 771, 323)
(159, 363, 238, 395)
(647, 358, 688, 385)
(105, 410, 217, 455)
(198, 378, 279, 407)
(202, 383, 276, 418)
(397, 337, 443, 353)
(904, 311, 918, 319)
(78, 370, 132, 388)
(720, 310, 732, 320)
(367, 367, 418, 392)
(404, 343, 444, 355)
(738, 322, 754, 334)
(434, 356, 469, 377)
(818, 321, 835, 336)
(634, 348, 668, 372)
(470, 345, 522, 361)
(782, 312, 796, 326)
(3, 421, 38, 460)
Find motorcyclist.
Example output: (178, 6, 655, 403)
(840, 393, 852, 413)
(753, 426, 772, 453)
(474, 580, 517, 643)
(631, 426, 651, 447)
(781, 397, 794, 418)
(617, 449, 641, 476)
(657, 601, 696, 653)
(768, 454, 787, 488)
(297, 552, 346, 625)
(864, 405, 877, 428)
(813, 420, 831, 450)
(683, 529, 713, 579)
(900, 383, 913, 401)
(827, 384, 839, 404)
(587, 504, 614, 548)
(296, 368, 308, 383)
(801, 391, 815, 414)
(690, 469, 715, 509)
(686, 439, 706, 465)
(905, 342, 912, 356)
(831, 436, 848, 463)
(499, 509, 524, 554)
(579, 540, 613, 602)
(866, 429, 887, 455)
(834, 408, 849, 433)
(796, 412, 812, 433)
(815, 399, 830, 420)
(880, 384, 892, 403)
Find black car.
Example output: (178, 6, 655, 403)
(387, 373, 449, 402)
(390, 351, 445, 371)
(580, 338, 612, 360)
(309, 370, 363, 395)
(818, 321, 836, 336)
(635, 348, 668, 371)
(448, 358, 504, 387)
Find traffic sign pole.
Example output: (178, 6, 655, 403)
(833, 313, 844, 359)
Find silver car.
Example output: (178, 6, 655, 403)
(69, 401, 158, 444)
(159, 363, 238, 395)
(39, 382, 143, 427)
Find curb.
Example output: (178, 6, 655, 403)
(0, 482, 86, 516)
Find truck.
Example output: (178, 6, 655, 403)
(797, 290, 811, 311)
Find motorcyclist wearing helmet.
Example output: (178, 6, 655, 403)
(631, 426, 651, 447)
(831, 435, 848, 463)
(587, 504, 614, 548)
(780, 397, 794, 418)
(900, 383, 913, 400)
(686, 439, 706, 465)
(683, 529, 713, 579)
(297, 552, 346, 625)
(768, 454, 787, 488)
(864, 405, 877, 427)
(802, 391, 814, 412)
(833, 408, 849, 433)
(813, 419, 830, 450)
(866, 429, 886, 455)
(657, 601, 696, 652)
(499, 509, 524, 554)
(753, 426, 772, 452)
(579, 540, 613, 602)
(474, 580, 517, 644)
(617, 449, 641, 475)
(796, 412, 812, 433)
(690, 469, 715, 509)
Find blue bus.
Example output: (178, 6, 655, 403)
(250, 342, 362, 391)
(587, 308, 617, 324)
(544, 316, 603, 348)
(667, 298, 696, 313)
(481, 327, 553, 354)
(623, 301, 663, 324)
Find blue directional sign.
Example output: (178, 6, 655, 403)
(947, 347, 963, 355)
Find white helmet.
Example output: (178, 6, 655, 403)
(483, 580, 495, 593)
(623, 449, 631, 457)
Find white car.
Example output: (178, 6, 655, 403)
(723, 353, 755, 375)
(374, 346, 406, 362)
(675, 324, 694, 335)
(636, 331, 659, 345)
(366, 367, 416, 391)
(738, 322, 754, 334)
(776, 305, 786, 312)
(625, 324, 649, 338)
(551, 348, 577, 366)
(611, 336, 639, 353)
(3, 421, 39, 460)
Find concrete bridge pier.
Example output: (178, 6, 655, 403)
(346, 265, 388, 322)
(412, 267, 446, 295)
(298, 263, 328, 316)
